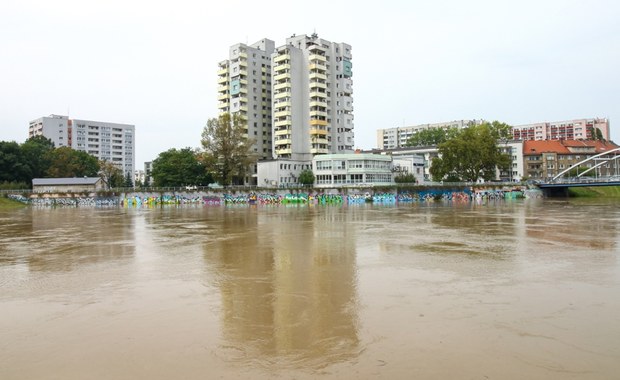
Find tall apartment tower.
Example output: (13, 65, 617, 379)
(28, 114, 136, 178)
(217, 38, 276, 160)
(272, 34, 354, 161)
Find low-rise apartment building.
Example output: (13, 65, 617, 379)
(257, 153, 402, 188)
(376, 120, 484, 150)
(257, 159, 313, 188)
(498, 141, 525, 182)
(512, 118, 610, 141)
(523, 140, 619, 180)
(313, 154, 393, 188)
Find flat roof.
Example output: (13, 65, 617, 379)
(314, 153, 392, 161)
(32, 177, 101, 186)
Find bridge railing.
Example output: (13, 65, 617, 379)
(540, 175, 620, 185)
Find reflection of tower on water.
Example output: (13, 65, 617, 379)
(203, 206, 360, 367)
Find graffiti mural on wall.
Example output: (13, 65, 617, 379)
(6, 186, 537, 207)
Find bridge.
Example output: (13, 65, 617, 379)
(536, 146, 620, 196)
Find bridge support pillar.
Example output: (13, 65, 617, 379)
(541, 186, 569, 198)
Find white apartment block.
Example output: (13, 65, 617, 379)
(511, 118, 610, 141)
(217, 39, 276, 160)
(29, 114, 135, 178)
(313, 154, 392, 188)
(272, 33, 354, 161)
(376, 119, 484, 150)
(497, 140, 525, 182)
(258, 153, 407, 189)
(257, 159, 313, 188)
(134, 169, 145, 186)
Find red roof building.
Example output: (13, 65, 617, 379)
(523, 140, 619, 179)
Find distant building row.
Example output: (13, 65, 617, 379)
(28, 137, 619, 191)
(259, 139, 619, 188)
(376, 117, 611, 150)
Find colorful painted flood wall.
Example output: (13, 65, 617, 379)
(8, 186, 543, 206)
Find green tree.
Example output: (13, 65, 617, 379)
(488, 120, 513, 142)
(0, 181, 29, 190)
(429, 122, 511, 182)
(406, 127, 457, 147)
(46, 147, 100, 178)
(567, 166, 594, 178)
(21, 136, 55, 182)
(151, 148, 209, 187)
(394, 173, 417, 183)
(586, 126, 604, 141)
(0, 141, 31, 184)
(98, 160, 124, 188)
(124, 171, 134, 187)
(594, 127, 604, 141)
(298, 169, 315, 185)
(201, 113, 256, 186)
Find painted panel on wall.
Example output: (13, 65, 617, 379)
(230, 79, 240, 95)
(343, 60, 353, 77)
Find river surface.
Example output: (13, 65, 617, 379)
(1, 200, 619, 379)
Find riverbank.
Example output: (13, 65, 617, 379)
(569, 186, 620, 198)
(0, 196, 27, 209)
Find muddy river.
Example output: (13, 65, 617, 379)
(1, 199, 619, 379)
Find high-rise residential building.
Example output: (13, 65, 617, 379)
(272, 33, 354, 161)
(512, 118, 610, 141)
(217, 38, 276, 160)
(28, 114, 135, 178)
(376, 119, 484, 150)
(144, 161, 153, 186)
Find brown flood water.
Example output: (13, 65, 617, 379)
(1, 200, 619, 379)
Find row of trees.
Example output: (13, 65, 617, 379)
(0, 136, 132, 189)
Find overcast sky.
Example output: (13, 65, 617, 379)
(1, 0, 619, 166)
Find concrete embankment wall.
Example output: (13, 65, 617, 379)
(7, 185, 541, 206)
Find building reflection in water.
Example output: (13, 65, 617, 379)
(203, 206, 360, 368)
